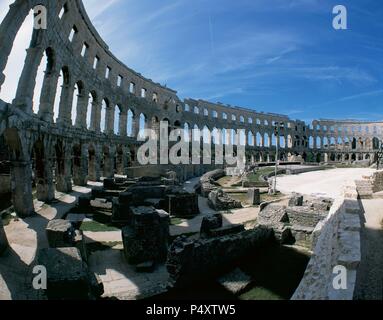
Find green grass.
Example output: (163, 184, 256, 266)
(260, 192, 284, 202)
(240, 287, 283, 300)
(229, 193, 248, 204)
(170, 217, 185, 225)
(80, 221, 119, 232)
(247, 168, 275, 183)
(216, 176, 234, 187)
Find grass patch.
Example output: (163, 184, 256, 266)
(170, 217, 185, 225)
(229, 193, 249, 204)
(80, 221, 119, 232)
(247, 168, 275, 183)
(260, 193, 285, 203)
(216, 176, 234, 187)
(240, 287, 283, 300)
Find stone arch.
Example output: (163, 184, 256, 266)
(100, 98, 109, 133)
(31, 138, 54, 202)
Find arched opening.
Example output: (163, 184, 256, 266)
(373, 137, 380, 150)
(32, 49, 49, 114)
(138, 113, 147, 139)
(193, 125, 201, 142)
(256, 132, 262, 147)
(264, 133, 270, 147)
(71, 82, 83, 126)
(127, 109, 134, 137)
(100, 99, 108, 133)
(0, 9, 34, 102)
(87, 91, 97, 130)
(248, 131, 254, 146)
(114, 105, 121, 135)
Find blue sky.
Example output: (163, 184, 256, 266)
(82, 0, 383, 123)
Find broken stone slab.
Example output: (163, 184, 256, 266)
(337, 230, 361, 270)
(208, 189, 242, 211)
(200, 214, 223, 237)
(218, 268, 252, 295)
(288, 193, 303, 207)
(247, 188, 261, 205)
(122, 206, 170, 264)
(257, 204, 288, 226)
(90, 198, 113, 210)
(78, 195, 91, 209)
(37, 247, 92, 300)
(46, 219, 75, 248)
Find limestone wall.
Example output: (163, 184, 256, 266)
(355, 170, 383, 198)
(292, 182, 361, 300)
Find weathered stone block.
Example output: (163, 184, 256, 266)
(247, 188, 260, 205)
(257, 204, 288, 226)
(208, 189, 242, 211)
(200, 214, 223, 237)
(37, 247, 92, 300)
(288, 193, 303, 207)
(46, 219, 75, 248)
(122, 207, 169, 264)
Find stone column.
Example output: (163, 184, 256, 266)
(38, 70, 60, 122)
(119, 111, 127, 137)
(75, 92, 89, 129)
(0, 0, 30, 91)
(131, 116, 139, 139)
(36, 156, 55, 203)
(105, 106, 115, 135)
(103, 152, 115, 178)
(57, 83, 74, 127)
(73, 145, 88, 186)
(90, 100, 101, 132)
(88, 145, 101, 182)
(56, 145, 72, 193)
(11, 160, 34, 217)
(13, 47, 44, 113)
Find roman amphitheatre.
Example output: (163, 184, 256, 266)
(0, 0, 382, 300)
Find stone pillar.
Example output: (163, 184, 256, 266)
(247, 188, 260, 205)
(90, 100, 101, 132)
(36, 156, 55, 203)
(73, 145, 88, 186)
(119, 112, 127, 137)
(13, 47, 44, 113)
(11, 161, 34, 217)
(105, 106, 115, 135)
(88, 145, 101, 182)
(38, 70, 60, 122)
(131, 116, 139, 139)
(0, 0, 30, 91)
(56, 146, 72, 193)
(57, 83, 74, 127)
(103, 153, 114, 178)
(75, 92, 89, 129)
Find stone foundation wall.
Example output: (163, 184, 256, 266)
(167, 226, 274, 288)
(292, 182, 361, 300)
(355, 170, 383, 198)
